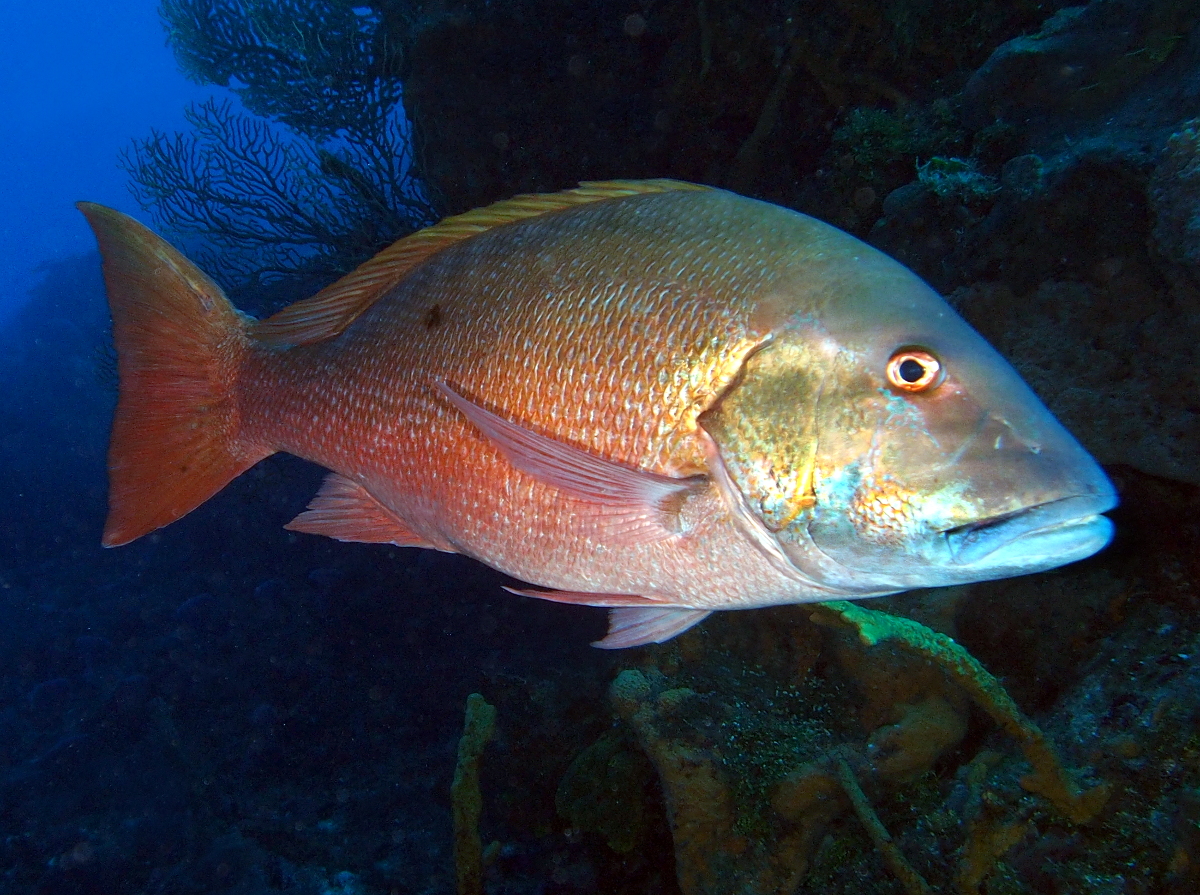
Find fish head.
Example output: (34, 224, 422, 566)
(701, 230, 1116, 596)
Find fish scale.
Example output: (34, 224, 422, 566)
(244, 191, 772, 478)
(235, 193, 778, 602)
(79, 180, 1116, 648)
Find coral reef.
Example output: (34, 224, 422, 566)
(584, 541, 1197, 893)
(568, 466, 1196, 894)
(810, 601, 1108, 824)
(584, 606, 983, 893)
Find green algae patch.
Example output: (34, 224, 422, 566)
(811, 600, 1109, 824)
(452, 692, 496, 895)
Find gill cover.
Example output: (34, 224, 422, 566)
(699, 326, 890, 596)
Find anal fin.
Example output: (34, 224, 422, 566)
(594, 607, 712, 649)
(286, 473, 441, 549)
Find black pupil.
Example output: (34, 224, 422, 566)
(898, 358, 926, 383)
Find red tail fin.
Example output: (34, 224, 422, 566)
(78, 203, 271, 546)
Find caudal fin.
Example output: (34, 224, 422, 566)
(78, 203, 271, 546)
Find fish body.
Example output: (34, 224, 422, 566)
(80, 181, 1115, 647)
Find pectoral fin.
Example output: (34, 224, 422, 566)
(437, 381, 702, 542)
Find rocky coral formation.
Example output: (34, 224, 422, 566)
(401, 0, 1053, 212)
(567, 607, 981, 894)
(960, 0, 1200, 140)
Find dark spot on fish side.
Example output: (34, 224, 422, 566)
(424, 304, 443, 328)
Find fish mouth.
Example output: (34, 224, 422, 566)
(944, 492, 1117, 569)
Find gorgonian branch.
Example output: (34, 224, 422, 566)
(160, 0, 406, 139)
(123, 1, 438, 292)
(121, 98, 435, 287)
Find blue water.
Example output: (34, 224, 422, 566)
(0, 3, 212, 325)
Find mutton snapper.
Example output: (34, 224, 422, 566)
(79, 180, 1116, 648)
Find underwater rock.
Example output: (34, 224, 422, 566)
(950, 278, 1200, 484)
(961, 2, 1123, 126)
(555, 728, 655, 853)
(1149, 117, 1200, 271)
(961, 0, 1200, 144)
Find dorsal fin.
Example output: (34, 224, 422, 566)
(251, 179, 711, 348)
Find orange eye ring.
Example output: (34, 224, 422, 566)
(886, 348, 943, 393)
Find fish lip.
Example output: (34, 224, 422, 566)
(944, 491, 1117, 567)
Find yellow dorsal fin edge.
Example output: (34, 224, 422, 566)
(252, 179, 711, 348)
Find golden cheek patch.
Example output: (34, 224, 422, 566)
(847, 475, 919, 545)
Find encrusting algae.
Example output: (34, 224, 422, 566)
(810, 600, 1111, 825)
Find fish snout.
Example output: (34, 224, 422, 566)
(936, 411, 1117, 573)
(940, 436, 1118, 571)
(944, 489, 1115, 568)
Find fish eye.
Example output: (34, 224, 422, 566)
(886, 347, 943, 393)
